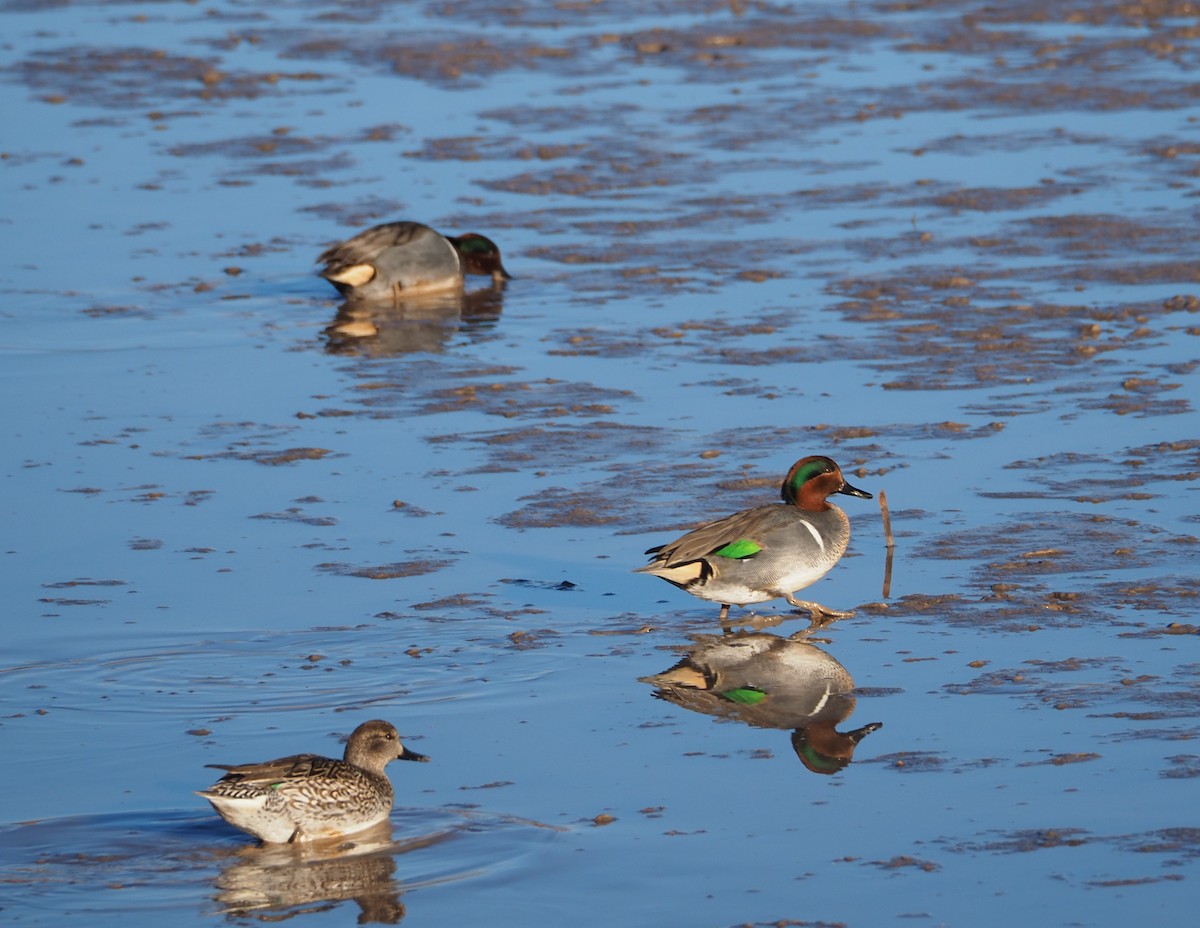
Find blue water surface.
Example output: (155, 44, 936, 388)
(2, 1, 1199, 925)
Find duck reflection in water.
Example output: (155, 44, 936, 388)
(212, 820, 427, 924)
(640, 630, 882, 774)
(323, 287, 505, 357)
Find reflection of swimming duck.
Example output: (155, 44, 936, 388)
(317, 221, 511, 302)
(641, 631, 881, 774)
(198, 720, 429, 844)
(636, 456, 873, 623)
(323, 286, 504, 357)
(213, 820, 406, 923)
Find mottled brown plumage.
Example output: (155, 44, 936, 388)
(198, 719, 428, 843)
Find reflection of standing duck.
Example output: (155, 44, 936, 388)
(317, 221, 511, 303)
(636, 455, 872, 624)
(198, 720, 429, 844)
(640, 631, 881, 774)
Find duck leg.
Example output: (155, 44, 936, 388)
(785, 596, 854, 623)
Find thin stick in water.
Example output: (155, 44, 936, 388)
(879, 489, 895, 549)
(879, 489, 894, 599)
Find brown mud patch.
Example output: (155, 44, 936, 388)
(947, 825, 1200, 863)
(997, 440, 1200, 499)
(315, 559, 453, 580)
(13, 45, 323, 109)
(428, 421, 667, 476)
(191, 446, 338, 466)
(250, 507, 338, 527)
(946, 655, 1200, 722)
(919, 513, 1197, 578)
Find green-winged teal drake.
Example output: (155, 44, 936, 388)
(317, 221, 511, 302)
(636, 455, 872, 623)
(197, 719, 429, 844)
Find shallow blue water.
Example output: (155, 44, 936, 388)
(3, 0, 1200, 925)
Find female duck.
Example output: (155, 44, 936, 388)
(197, 719, 428, 844)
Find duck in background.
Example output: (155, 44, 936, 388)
(317, 221, 511, 303)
